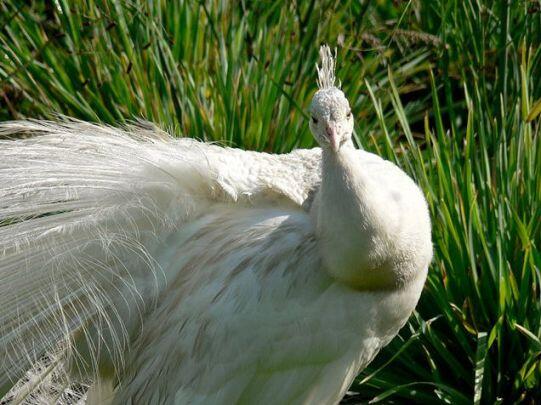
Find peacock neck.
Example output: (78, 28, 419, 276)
(316, 144, 399, 290)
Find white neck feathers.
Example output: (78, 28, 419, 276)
(314, 146, 431, 290)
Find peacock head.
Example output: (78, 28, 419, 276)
(309, 45, 354, 152)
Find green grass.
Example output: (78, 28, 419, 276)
(1, 0, 540, 403)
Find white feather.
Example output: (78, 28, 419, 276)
(0, 47, 432, 404)
(0, 119, 318, 398)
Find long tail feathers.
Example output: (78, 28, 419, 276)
(0, 120, 222, 397)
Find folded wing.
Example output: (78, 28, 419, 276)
(0, 120, 320, 398)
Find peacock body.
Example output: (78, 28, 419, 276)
(0, 46, 432, 404)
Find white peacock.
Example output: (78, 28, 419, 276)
(0, 45, 432, 404)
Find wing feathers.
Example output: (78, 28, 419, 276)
(0, 119, 319, 397)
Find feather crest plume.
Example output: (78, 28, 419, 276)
(316, 45, 337, 90)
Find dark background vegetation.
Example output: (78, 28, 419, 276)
(1, 0, 540, 403)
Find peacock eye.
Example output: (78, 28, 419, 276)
(311, 116, 318, 124)
(347, 111, 352, 119)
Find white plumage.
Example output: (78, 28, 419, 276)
(0, 46, 432, 404)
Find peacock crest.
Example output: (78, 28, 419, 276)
(316, 45, 337, 90)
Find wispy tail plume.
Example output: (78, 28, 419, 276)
(0, 119, 217, 398)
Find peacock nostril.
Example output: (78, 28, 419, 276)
(324, 123, 339, 151)
(325, 125, 334, 137)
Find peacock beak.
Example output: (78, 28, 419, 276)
(325, 122, 339, 152)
